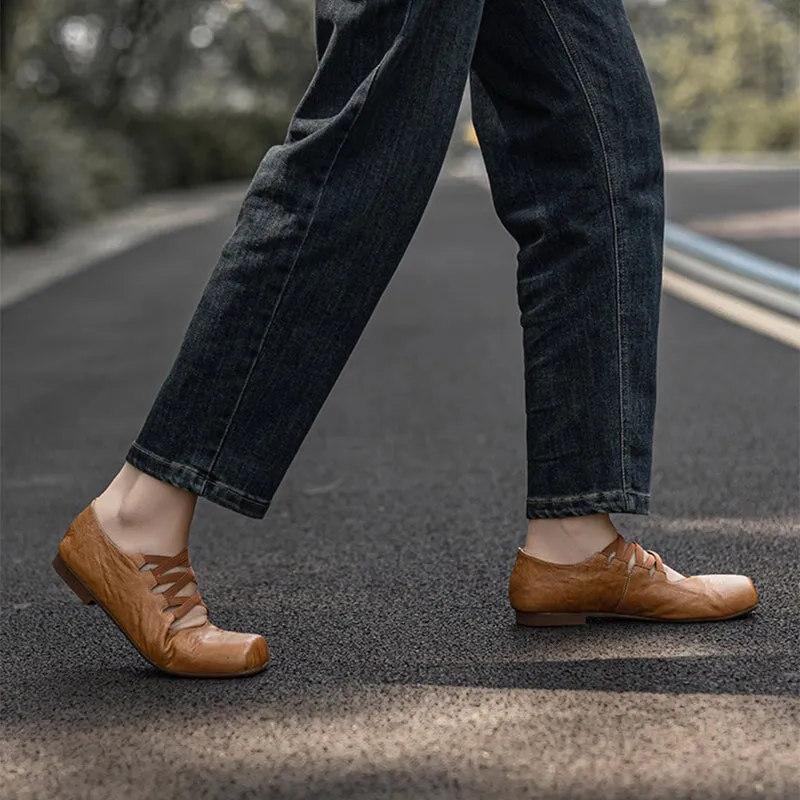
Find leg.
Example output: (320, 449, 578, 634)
(97, 0, 486, 546)
(121, 0, 486, 518)
(58, 0, 488, 677)
(470, 0, 664, 532)
(471, 0, 757, 624)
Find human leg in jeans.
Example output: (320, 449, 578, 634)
(472, 0, 666, 565)
(468, 0, 749, 623)
(54, 0, 757, 678)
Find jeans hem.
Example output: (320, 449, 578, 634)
(526, 490, 649, 519)
(125, 442, 270, 520)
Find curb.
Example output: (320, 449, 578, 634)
(1, 183, 247, 310)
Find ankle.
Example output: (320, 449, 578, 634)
(94, 463, 197, 555)
(523, 513, 619, 564)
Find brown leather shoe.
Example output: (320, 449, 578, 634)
(510, 534, 758, 626)
(53, 502, 269, 677)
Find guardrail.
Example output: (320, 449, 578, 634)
(665, 222, 799, 293)
(663, 221, 800, 320)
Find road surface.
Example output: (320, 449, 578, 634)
(2, 178, 798, 800)
(665, 167, 799, 267)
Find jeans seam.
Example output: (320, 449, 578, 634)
(527, 490, 648, 504)
(129, 442, 269, 508)
(537, 0, 627, 494)
(200, 24, 408, 490)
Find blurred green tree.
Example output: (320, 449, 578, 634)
(5, 0, 315, 118)
(631, 0, 799, 151)
(1, 0, 317, 243)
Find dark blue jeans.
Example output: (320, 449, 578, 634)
(125, 0, 664, 520)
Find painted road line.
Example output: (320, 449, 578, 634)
(689, 207, 798, 240)
(665, 247, 800, 318)
(661, 267, 800, 349)
(664, 221, 800, 294)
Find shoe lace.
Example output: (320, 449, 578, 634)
(605, 538, 664, 578)
(140, 549, 205, 628)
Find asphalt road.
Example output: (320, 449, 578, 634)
(665, 167, 799, 267)
(2, 179, 798, 800)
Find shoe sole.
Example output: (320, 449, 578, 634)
(52, 552, 269, 679)
(515, 607, 758, 626)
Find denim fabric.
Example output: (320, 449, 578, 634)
(126, 0, 664, 520)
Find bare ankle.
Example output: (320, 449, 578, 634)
(523, 513, 618, 564)
(94, 463, 197, 555)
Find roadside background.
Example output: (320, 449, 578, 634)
(1, 0, 798, 247)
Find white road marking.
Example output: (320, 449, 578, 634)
(661, 267, 800, 349)
(664, 247, 800, 318)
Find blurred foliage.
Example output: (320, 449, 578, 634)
(1, 90, 141, 242)
(1, 0, 316, 244)
(628, 0, 799, 152)
(1, 0, 798, 244)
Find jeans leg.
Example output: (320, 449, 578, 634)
(126, 0, 486, 518)
(470, 0, 665, 519)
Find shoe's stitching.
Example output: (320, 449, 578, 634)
(614, 570, 632, 612)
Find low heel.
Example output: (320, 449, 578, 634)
(515, 611, 586, 627)
(52, 553, 95, 605)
